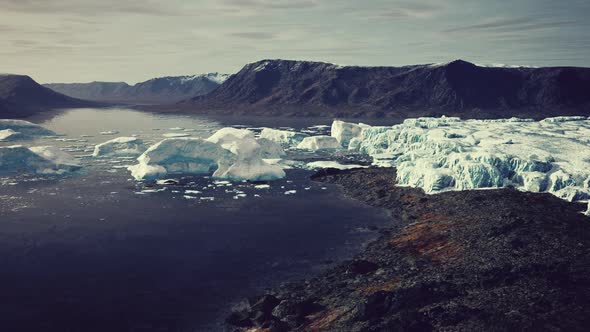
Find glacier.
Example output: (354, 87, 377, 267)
(128, 128, 286, 182)
(0, 145, 81, 175)
(341, 116, 590, 207)
(93, 137, 147, 158)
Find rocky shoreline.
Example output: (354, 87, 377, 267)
(226, 167, 590, 331)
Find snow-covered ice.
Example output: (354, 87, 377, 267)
(128, 138, 235, 181)
(343, 116, 590, 204)
(297, 136, 341, 151)
(128, 127, 286, 182)
(0, 145, 81, 175)
(331, 120, 369, 147)
(93, 137, 147, 158)
(259, 128, 309, 146)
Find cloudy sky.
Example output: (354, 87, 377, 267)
(1, 0, 588, 83)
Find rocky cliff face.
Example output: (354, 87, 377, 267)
(0, 74, 93, 117)
(45, 73, 228, 105)
(184, 59, 590, 118)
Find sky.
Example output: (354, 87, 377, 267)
(1, 0, 589, 84)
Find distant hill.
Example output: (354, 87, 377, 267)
(0, 74, 95, 117)
(181, 59, 590, 118)
(45, 73, 229, 105)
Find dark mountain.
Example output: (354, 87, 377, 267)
(45, 73, 229, 105)
(0, 74, 94, 117)
(183, 59, 590, 118)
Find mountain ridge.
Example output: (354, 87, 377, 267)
(0, 74, 97, 117)
(180, 59, 590, 119)
(45, 73, 229, 105)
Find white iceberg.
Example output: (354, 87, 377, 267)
(297, 136, 341, 151)
(331, 120, 369, 147)
(259, 128, 309, 146)
(208, 128, 285, 181)
(128, 127, 286, 182)
(93, 137, 147, 158)
(128, 138, 235, 181)
(0, 145, 80, 175)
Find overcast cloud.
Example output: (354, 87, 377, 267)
(0, 0, 588, 83)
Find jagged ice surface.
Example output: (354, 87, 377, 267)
(0, 145, 80, 175)
(93, 137, 147, 158)
(342, 116, 590, 204)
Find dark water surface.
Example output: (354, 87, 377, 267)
(0, 108, 393, 331)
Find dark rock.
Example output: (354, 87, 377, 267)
(226, 310, 253, 328)
(347, 259, 379, 275)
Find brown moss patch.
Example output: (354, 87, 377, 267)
(390, 212, 463, 262)
(307, 307, 351, 331)
(358, 276, 401, 296)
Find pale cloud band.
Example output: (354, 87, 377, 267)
(0, 0, 588, 83)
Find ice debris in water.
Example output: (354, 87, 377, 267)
(0, 145, 80, 175)
(100, 130, 119, 135)
(338, 116, 590, 204)
(128, 127, 286, 182)
(93, 137, 147, 158)
(0, 120, 56, 140)
(306, 161, 368, 170)
(297, 136, 341, 151)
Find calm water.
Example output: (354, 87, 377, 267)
(0, 108, 392, 331)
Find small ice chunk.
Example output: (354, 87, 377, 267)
(254, 184, 270, 189)
(284, 190, 297, 195)
(306, 161, 368, 170)
(163, 133, 191, 138)
(100, 130, 119, 135)
(259, 128, 309, 145)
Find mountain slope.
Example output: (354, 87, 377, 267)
(0, 74, 94, 117)
(183, 59, 590, 118)
(45, 73, 229, 105)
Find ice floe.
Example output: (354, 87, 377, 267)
(93, 137, 146, 158)
(0, 145, 80, 175)
(342, 116, 590, 204)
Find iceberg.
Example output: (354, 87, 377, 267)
(0, 119, 55, 139)
(93, 137, 147, 158)
(297, 136, 341, 151)
(208, 128, 285, 181)
(128, 127, 286, 182)
(259, 128, 309, 146)
(0, 145, 80, 175)
(331, 120, 369, 147)
(128, 138, 235, 181)
(0, 129, 23, 141)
